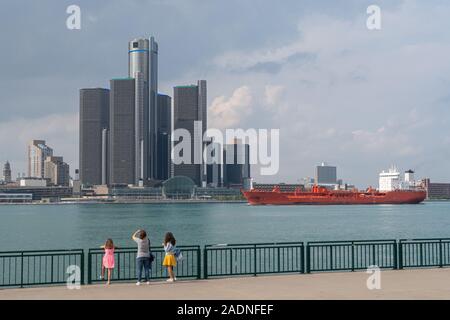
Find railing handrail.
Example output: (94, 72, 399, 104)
(205, 241, 304, 248)
(399, 238, 450, 243)
(307, 239, 396, 245)
(0, 248, 84, 255)
(88, 245, 200, 253)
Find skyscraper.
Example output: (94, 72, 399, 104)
(3, 161, 11, 183)
(128, 37, 158, 180)
(150, 37, 159, 179)
(109, 78, 136, 185)
(156, 94, 172, 180)
(315, 162, 337, 185)
(223, 142, 250, 187)
(128, 38, 150, 183)
(173, 80, 207, 186)
(44, 156, 70, 186)
(28, 140, 53, 178)
(79, 88, 110, 186)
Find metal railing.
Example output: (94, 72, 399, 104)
(204, 242, 305, 278)
(0, 249, 84, 288)
(306, 240, 397, 273)
(7, 237, 450, 288)
(87, 246, 201, 284)
(399, 238, 450, 269)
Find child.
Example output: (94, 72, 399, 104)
(162, 232, 178, 282)
(132, 229, 151, 285)
(100, 238, 117, 285)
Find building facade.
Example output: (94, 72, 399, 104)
(79, 88, 110, 186)
(109, 78, 136, 185)
(156, 94, 172, 180)
(44, 156, 70, 186)
(173, 80, 207, 186)
(223, 143, 250, 188)
(28, 140, 53, 178)
(3, 161, 11, 183)
(315, 163, 337, 185)
(421, 179, 450, 199)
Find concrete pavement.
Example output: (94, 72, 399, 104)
(1, 268, 450, 300)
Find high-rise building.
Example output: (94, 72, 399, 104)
(128, 38, 149, 183)
(315, 162, 337, 185)
(109, 78, 136, 185)
(173, 80, 207, 186)
(206, 140, 222, 187)
(128, 37, 158, 180)
(79, 88, 110, 186)
(223, 142, 250, 187)
(44, 156, 70, 186)
(28, 140, 53, 178)
(3, 161, 11, 183)
(150, 37, 159, 178)
(156, 94, 172, 180)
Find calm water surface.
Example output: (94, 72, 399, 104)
(0, 202, 450, 251)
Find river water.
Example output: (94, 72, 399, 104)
(0, 201, 449, 251)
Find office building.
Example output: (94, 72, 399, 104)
(206, 140, 222, 187)
(28, 140, 53, 178)
(156, 94, 172, 180)
(128, 38, 149, 183)
(315, 162, 337, 185)
(79, 88, 110, 186)
(173, 80, 207, 186)
(3, 161, 11, 183)
(223, 142, 250, 188)
(109, 78, 136, 185)
(44, 156, 70, 186)
(128, 37, 158, 180)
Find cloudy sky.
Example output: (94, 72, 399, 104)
(1, 0, 450, 187)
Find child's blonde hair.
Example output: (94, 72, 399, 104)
(105, 238, 114, 249)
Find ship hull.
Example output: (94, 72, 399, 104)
(242, 189, 427, 205)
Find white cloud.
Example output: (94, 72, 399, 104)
(209, 86, 253, 129)
(264, 85, 284, 106)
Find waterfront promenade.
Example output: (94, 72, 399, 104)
(1, 268, 450, 299)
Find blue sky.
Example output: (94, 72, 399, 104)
(1, 0, 450, 187)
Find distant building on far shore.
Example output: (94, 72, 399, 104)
(44, 156, 70, 186)
(421, 178, 450, 199)
(3, 161, 11, 183)
(79, 88, 110, 186)
(28, 140, 53, 178)
(315, 162, 337, 186)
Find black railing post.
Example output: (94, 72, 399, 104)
(203, 247, 208, 279)
(305, 244, 310, 274)
(398, 241, 403, 270)
(253, 245, 257, 276)
(197, 247, 201, 279)
(351, 242, 355, 272)
(300, 244, 305, 274)
(87, 250, 92, 284)
(393, 241, 398, 270)
(80, 250, 85, 285)
(20, 252, 24, 288)
(439, 240, 443, 268)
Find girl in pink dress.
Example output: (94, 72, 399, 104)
(100, 239, 117, 285)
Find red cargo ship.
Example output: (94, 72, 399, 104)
(242, 185, 427, 205)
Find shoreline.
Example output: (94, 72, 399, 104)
(0, 199, 248, 205)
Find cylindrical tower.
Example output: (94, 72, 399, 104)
(128, 38, 149, 82)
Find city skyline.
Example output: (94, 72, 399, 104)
(1, 1, 450, 187)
